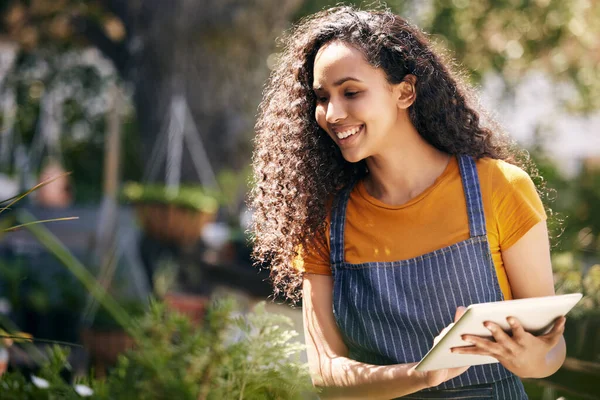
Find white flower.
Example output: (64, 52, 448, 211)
(74, 384, 94, 397)
(31, 375, 50, 389)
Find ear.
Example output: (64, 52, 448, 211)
(396, 74, 417, 109)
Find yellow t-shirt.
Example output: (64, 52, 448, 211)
(299, 156, 547, 300)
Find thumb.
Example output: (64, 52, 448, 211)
(454, 306, 467, 322)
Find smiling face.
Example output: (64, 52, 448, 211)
(313, 41, 407, 163)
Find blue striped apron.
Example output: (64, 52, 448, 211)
(329, 155, 528, 399)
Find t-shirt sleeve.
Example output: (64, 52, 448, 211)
(294, 220, 332, 275)
(493, 162, 547, 251)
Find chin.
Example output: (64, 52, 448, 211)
(341, 151, 366, 164)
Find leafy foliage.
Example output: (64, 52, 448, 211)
(296, 0, 600, 111)
(121, 182, 220, 213)
(0, 0, 123, 51)
(0, 345, 95, 400)
(209, 302, 312, 399)
(100, 299, 313, 400)
(553, 253, 600, 319)
(0, 299, 313, 399)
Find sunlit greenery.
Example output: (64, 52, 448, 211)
(0, 301, 313, 399)
(296, 0, 600, 111)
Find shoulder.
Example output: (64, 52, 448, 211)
(476, 157, 530, 179)
(476, 157, 545, 223)
(477, 158, 546, 244)
(476, 157, 535, 193)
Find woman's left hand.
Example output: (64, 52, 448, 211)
(451, 316, 566, 378)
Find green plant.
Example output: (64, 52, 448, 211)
(0, 172, 78, 236)
(0, 258, 28, 312)
(1, 179, 313, 399)
(0, 299, 314, 399)
(0, 345, 97, 399)
(89, 300, 146, 331)
(99, 299, 314, 400)
(215, 167, 252, 220)
(581, 264, 600, 314)
(121, 182, 219, 213)
(209, 301, 313, 400)
(20, 208, 131, 325)
(0, 173, 81, 345)
(553, 252, 600, 319)
(0, 328, 31, 350)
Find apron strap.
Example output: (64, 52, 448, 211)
(329, 155, 488, 269)
(458, 155, 488, 238)
(329, 183, 354, 270)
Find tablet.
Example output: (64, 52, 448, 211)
(414, 293, 583, 372)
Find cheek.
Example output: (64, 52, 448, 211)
(315, 107, 326, 128)
(348, 94, 375, 116)
(346, 101, 364, 118)
(368, 96, 398, 125)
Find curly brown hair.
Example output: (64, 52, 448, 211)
(250, 6, 537, 302)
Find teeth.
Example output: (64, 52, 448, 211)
(335, 125, 362, 139)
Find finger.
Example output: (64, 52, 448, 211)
(433, 333, 443, 346)
(446, 365, 470, 380)
(541, 317, 566, 346)
(433, 323, 455, 345)
(454, 306, 467, 322)
(544, 316, 566, 336)
(451, 345, 494, 358)
(506, 317, 528, 343)
(461, 334, 506, 358)
(449, 366, 470, 375)
(485, 322, 520, 355)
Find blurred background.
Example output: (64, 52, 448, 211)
(0, 0, 598, 399)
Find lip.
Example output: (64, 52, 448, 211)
(332, 124, 364, 145)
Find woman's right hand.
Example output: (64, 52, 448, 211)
(421, 364, 470, 388)
(413, 306, 470, 388)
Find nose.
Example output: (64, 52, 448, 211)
(325, 98, 347, 124)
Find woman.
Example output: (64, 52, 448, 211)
(250, 6, 565, 399)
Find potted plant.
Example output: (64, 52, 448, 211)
(151, 255, 209, 325)
(122, 182, 219, 247)
(5, 176, 314, 397)
(80, 300, 145, 378)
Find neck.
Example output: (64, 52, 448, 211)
(363, 124, 450, 206)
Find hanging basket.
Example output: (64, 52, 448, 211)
(135, 203, 215, 246)
(122, 182, 219, 247)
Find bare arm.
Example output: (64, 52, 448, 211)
(302, 274, 467, 399)
(454, 221, 566, 378)
(501, 221, 566, 378)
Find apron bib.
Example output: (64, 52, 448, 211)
(329, 156, 527, 398)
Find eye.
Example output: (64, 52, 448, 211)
(345, 91, 360, 98)
(315, 95, 328, 104)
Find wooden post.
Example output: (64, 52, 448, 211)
(104, 84, 121, 201)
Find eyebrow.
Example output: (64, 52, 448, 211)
(313, 77, 363, 91)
